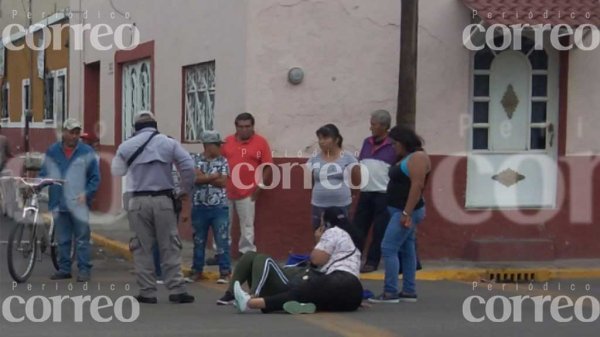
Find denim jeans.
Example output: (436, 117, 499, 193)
(381, 206, 426, 295)
(54, 210, 92, 275)
(191, 206, 231, 274)
(352, 192, 390, 266)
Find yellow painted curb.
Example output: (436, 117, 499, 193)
(90, 232, 600, 283)
(91, 232, 219, 280)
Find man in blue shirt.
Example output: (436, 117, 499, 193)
(39, 118, 100, 282)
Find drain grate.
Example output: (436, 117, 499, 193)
(489, 272, 536, 283)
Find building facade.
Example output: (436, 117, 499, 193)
(62, 0, 600, 261)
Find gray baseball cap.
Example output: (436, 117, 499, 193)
(200, 130, 225, 144)
(63, 118, 82, 130)
(134, 110, 156, 124)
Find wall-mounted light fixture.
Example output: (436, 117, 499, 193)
(288, 67, 304, 85)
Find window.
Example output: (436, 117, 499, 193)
(44, 69, 67, 123)
(471, 36, 549, 151)
(1, 82, 8, 121)
(22, 79, 30, 121)
(122, 59, 151, 140)
(183, 61, 215, 142)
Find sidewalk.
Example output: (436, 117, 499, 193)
(89, 212, 600, 282)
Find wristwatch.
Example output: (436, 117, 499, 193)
(402, 210, 411, 216)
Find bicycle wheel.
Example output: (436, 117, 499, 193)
(7, 222, 38, 283)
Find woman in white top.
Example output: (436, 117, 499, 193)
(233, 207, 364, 314)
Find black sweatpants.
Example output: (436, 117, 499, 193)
(263, 270, 363, 313)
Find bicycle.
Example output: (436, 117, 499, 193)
(1, 176, 71, 283)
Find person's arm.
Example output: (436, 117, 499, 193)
(195, 169, 217, 184)
(85, 152, 101, 204)
(174, 143, 196, 194)
(350, 163, 361, 196)
(38, 149, 51, 178)
(310, 228, 334, 267)
(111, 147, 128, 177)
(251, 139, 274, 201)
(400, 152, 430, 228)
(209, 158, 228, 188)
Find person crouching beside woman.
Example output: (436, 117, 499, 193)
(231, 207, 364, 314)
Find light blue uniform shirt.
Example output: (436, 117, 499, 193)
(111, 128, 195, 194)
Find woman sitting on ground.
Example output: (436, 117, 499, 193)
(232, 207, 363, 314)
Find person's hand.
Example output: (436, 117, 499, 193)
(314, 225, 325, 242)
(400, 213, 412, 228)
(251, 187, 261, 202)
(77, 194, 87, 205)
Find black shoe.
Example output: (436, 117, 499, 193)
(50, 272, 72, 280)
(205, 255, 220, 266)
(360, 264, 377, 273)
(169, 293, 195, 304)
(135, 295, 158, 304)
(216, 291, 235, 305)
(77, 274, 91, 283)
(398, 292, 418, 303)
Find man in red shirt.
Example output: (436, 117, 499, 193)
(221, 113, 273, 254)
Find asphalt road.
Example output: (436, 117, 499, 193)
(1, 215, 599, 337)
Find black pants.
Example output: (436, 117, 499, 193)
(353, 192, 390, 266)
(263, 271, 363, 313)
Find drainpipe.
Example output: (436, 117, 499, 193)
(397, 0, 418, 128)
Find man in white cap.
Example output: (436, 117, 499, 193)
(111, 110, 196, 304)
(39, 118, 100, 282)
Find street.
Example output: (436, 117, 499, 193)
(1, 215, 599, 337)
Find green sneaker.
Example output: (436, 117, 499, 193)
(283, 301, 316, 315)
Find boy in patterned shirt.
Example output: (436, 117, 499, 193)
(189, 131, 231, 283)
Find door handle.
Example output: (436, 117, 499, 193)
(548, 123, 555, 148)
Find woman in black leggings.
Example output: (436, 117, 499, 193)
(233, 207, 363, 314)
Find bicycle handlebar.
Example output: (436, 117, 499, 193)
(0, 176, 65, 189)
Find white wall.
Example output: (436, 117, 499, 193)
(567, 43, 600, 154)
(245, 0, 401, 156)
(68, 0, 248, 150)
(416, 0, 472, 155)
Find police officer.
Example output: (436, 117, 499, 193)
(111, 111, 196, 304)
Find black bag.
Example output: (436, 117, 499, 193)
(294, 248, 357, 285)
(122, 131, 160, 211)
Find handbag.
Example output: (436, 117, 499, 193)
(296, 248, 357, 283)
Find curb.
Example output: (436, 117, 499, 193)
(91, 232, 215, 280)
(91, 232, 600, 283)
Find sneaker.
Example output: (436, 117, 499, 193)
(184, 272, 209, 283)
(360, 264, 377, 273)
(283, 301, 316, 315)
(233, 281, 251, 313)
(398, 292, 418, 303)
(217, 273, 230, 284)
(216, 291, 235, 305)
(169, 293, 195, 304)
(205, 255, 220, 266)
(368, 293, 400, 304)
(50, 272, 72, 280)
(135, 295, 158, 304)
(76, 274, 90, 283)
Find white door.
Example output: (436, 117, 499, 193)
(121, 59, 151, 195)
(466, 42, 559, 208)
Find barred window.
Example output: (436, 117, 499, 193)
(183, 61, 215, 143)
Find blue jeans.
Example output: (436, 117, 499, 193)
(54, 210, 92, 275)
(381, 206, 425, 295)
(191, 206, 231, 274)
